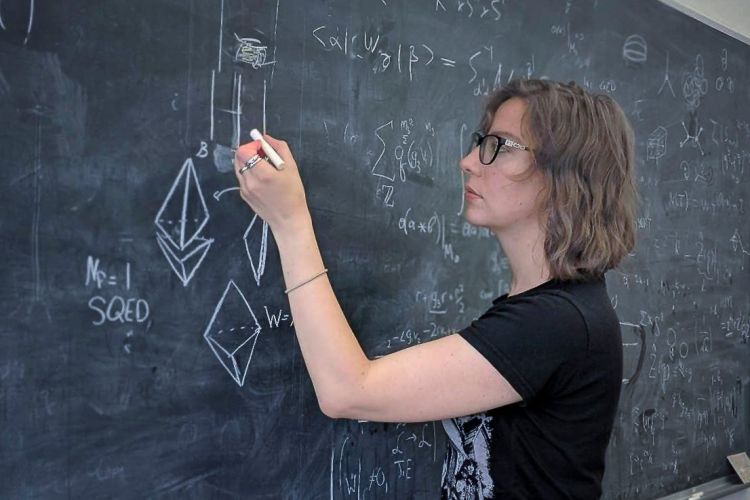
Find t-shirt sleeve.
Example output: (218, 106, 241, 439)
(458, 291, 589, 401)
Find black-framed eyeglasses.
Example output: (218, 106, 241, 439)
(468, 132, 530, 165)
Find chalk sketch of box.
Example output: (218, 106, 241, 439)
(647, 126, 667, 160)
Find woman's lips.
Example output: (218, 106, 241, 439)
(465, 186, 482, 199)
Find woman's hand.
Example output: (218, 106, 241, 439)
(234, 134, 311, 234)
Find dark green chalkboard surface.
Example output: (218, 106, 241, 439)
(1, 0, 749, 498)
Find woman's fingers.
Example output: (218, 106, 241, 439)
(235, 142, 262, 167)
(229, 134, 309, 230)
(261, 134, 294, 165)
(234, 143, 263, 180)
(262, 134, 285, 151)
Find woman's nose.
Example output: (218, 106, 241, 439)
(459, 148, 482, 175)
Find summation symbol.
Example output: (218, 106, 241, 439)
(204, 280, 262, 386)
(154, 158, 214, 286)
(244, 214, 269, 286)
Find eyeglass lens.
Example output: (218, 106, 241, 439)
(480, 135, 499, 164)
(468, 133, 503, 164)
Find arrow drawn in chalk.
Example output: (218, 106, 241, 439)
(213, 187, 241, 200)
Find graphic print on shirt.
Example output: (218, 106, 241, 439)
(441, 413, 494, 499)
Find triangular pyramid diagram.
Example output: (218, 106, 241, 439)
(155, 158, 213, 286)
(203, 280, 262, 386)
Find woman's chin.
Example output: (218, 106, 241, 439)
(462, 209, 484, 228)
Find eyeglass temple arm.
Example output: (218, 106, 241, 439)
(504, 138, 529, 151)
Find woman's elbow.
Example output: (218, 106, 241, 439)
(319, 392, 368, 420)
(318, 396, 346, 419)
(318, 400, 337, 419)
(317, 379, 369, 419)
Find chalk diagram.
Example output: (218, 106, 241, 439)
(682, 54, 708, 110)
(244, 214, 269, 286)
(204, 280, 262, 386)
(680, 115, 704, 156)
(622, 34, 647, 64)
(198, 0, 281, 385)
(154, 158, 214, 286)
(647, 126, 667, 161)
(234, 34, 274, 69)
(658, 51, 676, 98)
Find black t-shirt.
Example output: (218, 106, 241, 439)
(441, 276, 622, 499)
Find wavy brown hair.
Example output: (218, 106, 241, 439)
(479, 79, 638, 281)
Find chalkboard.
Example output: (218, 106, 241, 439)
(1, 0, 749, 498)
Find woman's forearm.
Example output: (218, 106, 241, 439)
(271, 214, 370, 415)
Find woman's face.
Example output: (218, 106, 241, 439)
(460, 97, 545, 234)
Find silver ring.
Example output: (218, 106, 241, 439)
(239, 154, 261, 174)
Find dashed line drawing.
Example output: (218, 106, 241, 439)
(622, 34, 647, 64)
(657, 51, 675, 97)
(244, 214, 269, 286)
(680, 115, 704, 156)
(154, 158, 214, 286)
(647, 126, 667, 160)
(204, 280, 262, 386)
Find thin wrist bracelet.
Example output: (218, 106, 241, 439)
(284, 268, 328, 294)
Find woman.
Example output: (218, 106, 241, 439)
(233, 79, 638, 499)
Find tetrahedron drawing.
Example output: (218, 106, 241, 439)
(244, 214, 269, 286)
(204, 280, 262, 386)
(154, 158, 214, 286)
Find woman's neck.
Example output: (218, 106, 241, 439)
(494, 221, 551, 297)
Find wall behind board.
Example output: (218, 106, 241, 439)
(1, 0, 749, 498)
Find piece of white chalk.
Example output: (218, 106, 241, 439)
(250, 129, 285, 170)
